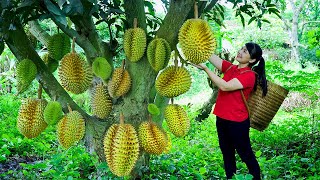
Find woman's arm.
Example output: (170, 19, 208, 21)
(197, 64, 243, 91)
(208, 54, 223, 71)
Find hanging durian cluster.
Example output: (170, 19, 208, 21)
(123, 19, 147, 62)
(58, 50, 93, 94)
(47, 33, 71, 61)
(147, 38, 171, 72)
(164, 104, 190, 137)
(155, 66, 192, 98)
(57, 110, 85, 149)
(103, 114, 139, 177)
(16, 59, 37, 94)
(108, 66, 132, 98)
(17, 98, 48, 138)
(90, 84, 112, 119)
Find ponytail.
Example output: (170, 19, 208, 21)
(252, 57, 267, 96)
(245, 42, 268, 96)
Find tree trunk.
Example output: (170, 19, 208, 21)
(195, 87, 218, 121)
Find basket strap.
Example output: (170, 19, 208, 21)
(240, 90, 251, 118)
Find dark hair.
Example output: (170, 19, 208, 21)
(245, 42, 267, 96)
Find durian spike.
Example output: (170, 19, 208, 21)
(72, 37, 76, 53)
(194, 1, 198, 19)
(119, 113, 125, 124)
(67, 104, 72, 113)
(133, 18, 137, 28)
(38, 84, 42, 99)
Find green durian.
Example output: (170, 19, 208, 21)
(16, 59, 37, 94)
(47, 33, 71, 61)
(44, 101, 63, 125)
(147, 38, 171, 72)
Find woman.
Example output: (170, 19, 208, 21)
(193, 42, 267, 180)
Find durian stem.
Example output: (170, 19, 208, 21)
(133, 18, 138, 28)
(120, 113, 125, 124)
(174, 49, 178, 68)
(148, 114, 152, 122)
(38, 84, 42, 99)
(170, 98, 174, 104)
(72, 37, 76, 53)
(121, 59, 125, 69)
(194, 1, 198, 19)
(67, 104, 72, 112)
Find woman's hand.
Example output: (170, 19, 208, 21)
(189, 63, 207, 70)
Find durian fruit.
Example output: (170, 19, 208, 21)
(44, 101, 63, 125)
(0, 40, 4, 55)
(123, 18, 146, 62)
(57, 110, 85, 149)
(147, 103, 160, 116)
(92, 57, 112, 80)
(17, 98, 48, 138)
(47, 33, 71, 61)
(178, 17, 216, 64)
(164, 104, 190, 137)
(90, 84, 112, 119)
(147, 38, 171, 72)
(42, 53, 59, 73)
(58, 42, 93, 94)
(103, 114, 139, 177)
(107, 65, 131, 98)
(138, 118, 168, 155)
(155, 66, 191, 98)
(16, 59, 37, 94)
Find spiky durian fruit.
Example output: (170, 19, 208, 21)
(138, 121, 168, 155)
(91, 84, 112, 119)
(42, 53, 59, 73)
(16, 59, 37, 94)
(92, 57, 112, 80)
(107, 67, 131, 98)
(47, 33, 71, 61)
(123, 28, 146, 62)
(17, 98, 48, 138)
(57, 110, 85, 149)
(0, 40, 5, 55)
(155, 66, 192, 98)
(147, 38, 171, 72)
(58, 52, 93, 94)
(178, 19, 216, 64)
(44, 101, 63, 125)
(164, 104, 190, 137)
(103, 114, 139, 177)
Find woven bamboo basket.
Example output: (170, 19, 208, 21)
(247, 81, 289, 131)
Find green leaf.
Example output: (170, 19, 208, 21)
(248, 16, 256, 24)
(255, 150, 262, 157)
(44, 0, 62, 16)
(199, 167, 206, 174)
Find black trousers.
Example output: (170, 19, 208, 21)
(216, 116, 261, 180)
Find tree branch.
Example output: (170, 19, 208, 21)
(28, 20, 51, 47)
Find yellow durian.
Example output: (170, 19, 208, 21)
(103, 114, 139, 177)
(164, 104, 190, 137)
(155, 66, 191, 98)
(17, 98, 48, 138)
(178, 19, 216, 64)
(107, 67, 131, 98)
(90, 84, 112, 119)
(57, 110, 85, 149)
(138, 119, 168, 155)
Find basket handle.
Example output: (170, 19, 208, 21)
(241, 90, 251, 118)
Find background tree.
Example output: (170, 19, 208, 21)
(0, 0, 280, 178)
